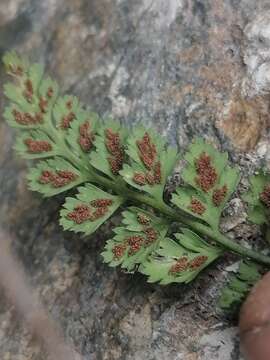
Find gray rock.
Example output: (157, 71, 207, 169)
(1, 0, 270, 359)
(243, 11, 270, 96)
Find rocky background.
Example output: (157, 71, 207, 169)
(1, 0, 270, 359)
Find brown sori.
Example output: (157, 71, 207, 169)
(108, 155, 124, 175)
(12, 109, 28, 125)
(145, 172, 155, 185)
(195, 152, 218, 192)
(54, 175, 71, 188)
(38, 170, 53, 184)
(137, 213, 151, 225)
(169, 257, 189, 275)
(260, 184, 270, 208)
(112, 244, 127, 259)
(66, 100, 73, 110)
(90, 207, 108, 220)
(90, 199, 113, 208)
(53, 170, 78, 188)
(61, 112, 76, 129)
(24, 138, 52, 153)
(140, 154, 154, 170)
(133, 172, 146, 186)
(23, 79, 33, 103)
(47, 87, 54, 98)
(105, 128, 124, 175)
(189, 255, 208, 270)
(153, 161, 162, 184)
(39, 97, 48, 113)
(12, 109, 44, 125)
(78, 121, 95, 152)
(136, 132, 157, 170)
(144, 227, 158, 245)
(126, 235, 145, 255)
(35, 112, 44, 123)
(189, 198, 206, 215)
(105, 128, 120, 154)
(212, 185, 228, 207)
(67, 204, 92, 224)
(39, 170, 77, 188)
(135, 132, 162, 186)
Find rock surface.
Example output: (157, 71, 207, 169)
(1, 0, 270, 359)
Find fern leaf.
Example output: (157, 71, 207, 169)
(90, 119, 127, 179)
(140, 229, 222, 284)
(3, 52, 59, 132)
(243, 172, 270, 225)
(27, 157, 86, 197)
(4, 64, 44, 112)
(219, 261, 261, 310)
(60, 183, 124, 235)
(3, 51, 29, 77)
(3, 104, 39, 130)
(172, 138, 240, 230)
(101, 207, 169, 271)
(120, 126, 179, 201)
(14, 130, 56, 159)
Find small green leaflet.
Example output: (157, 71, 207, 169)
(90, 119, 127, 179)
(60, 183, 124, 235)
(243, 172, 270, 225)
(3, 104, 40, 129)
(120, 126, 179, 201)
(3, 51, 29, 76)
(172, 138, 240, 230)
(102, 207, 169, 271)
(218, 261, 261, 310)
(14, 130, 56, 159)
(3, 51, 59, 131)
(140, 229, 222, 285)
(4, 62, 44, 112)
(27, 157, 86, 197)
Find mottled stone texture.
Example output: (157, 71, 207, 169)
(1, 0, 270, 359)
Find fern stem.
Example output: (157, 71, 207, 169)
(87, 170, 270, 266)
(41, 120, 270, 266)
(191, 223, 270, 266)
(86, 167, 270, 265)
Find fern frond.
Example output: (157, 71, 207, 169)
(60, 183, 124, 235)
(140, 229, 222, 284)
(3, 51, 270, 307)
(172, 138, 240, 230)
(102, 207, 169, 271)
(120, 126, 179, 202)
(14, 130, 56, 159)
(27, 157, 87, 197)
